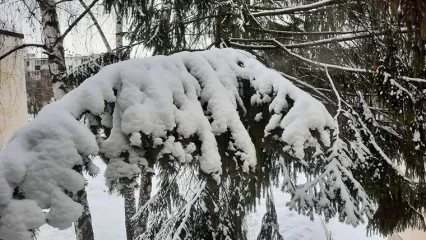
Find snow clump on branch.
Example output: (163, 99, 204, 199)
(0, 48, 335, 239)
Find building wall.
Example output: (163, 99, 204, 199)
(389, 230, 426, 240)
(0, 30, 27, 150)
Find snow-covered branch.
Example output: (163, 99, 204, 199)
(0, 49, 356, 239)
(251, 0, 343, 17)
(273, 39, 426, 84)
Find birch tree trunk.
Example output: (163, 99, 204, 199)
(116, 3, 123, 48)
(38, 0, 67, 100)
(37, 1, 95, 240)
(114, 5, 139, 240)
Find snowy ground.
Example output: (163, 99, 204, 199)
(38, 157, 385, 240)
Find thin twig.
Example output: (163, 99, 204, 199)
(57, 0, 100, 42)
(78, 0, 111, 51)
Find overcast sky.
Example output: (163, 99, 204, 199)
(1, 0, 122, 57)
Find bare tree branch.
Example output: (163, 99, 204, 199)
(0, 44, 46, 61)
(57, 0, 99, 42)
(78, 0, 111, 51)
(55, 0, 74, 5)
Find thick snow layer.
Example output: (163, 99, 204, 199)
(36, 158, 384, 240)
(0, 49, 334, 239)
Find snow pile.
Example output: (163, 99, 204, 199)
(0, 48, 334, 239)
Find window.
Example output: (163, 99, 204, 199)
(35, 65, 40, 70)
(26, 61, 29, 67)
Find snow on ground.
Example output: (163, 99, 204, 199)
(37, 158, 126, 240)
(38, 157, 385, 240)
(246, 189, 384, 240)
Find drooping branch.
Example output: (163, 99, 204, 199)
(0, 44, 47, 61)
(0, 49, 340, 240)
(250, 27, 368, 36)
(285, 29, 406, 48)
(279, 72, 335, 104)
(272, 39, 426, 83)
(229, 28, 408, 50)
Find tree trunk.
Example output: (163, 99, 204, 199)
(73, 183, 95, 240)
(123, 186, 137, 240)
(215, 1, 234, 48)
(134, 167, 154, 236)
(38, 3, 95, 239)
(115, 3, 124, 48)
(37, 0, 68, 99)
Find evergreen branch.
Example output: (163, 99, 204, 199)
(228, 41, 278, 50)
(251, 0, 343, 17)
(230, 28, 408, 50)
(325, 67, 341, 120)
(272, 39, 426, 84)
(279, 72, 335, 104)
(341, 100, 415, 183)
(250, 27, 368, 36)
(0, 44, 47, 61)
(407, 202, 426, 229)
(285, 29, 406, 48)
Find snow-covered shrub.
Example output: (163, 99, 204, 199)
(0, 49, 372, 239)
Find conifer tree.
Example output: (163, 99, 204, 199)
(101, 0, 426, 237)
(0, 49, 368, 240)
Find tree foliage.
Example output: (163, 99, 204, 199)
(0, 49, 369, 240)
(100, 0, 426, 237)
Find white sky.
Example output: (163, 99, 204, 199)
(0, 0, 124, 57)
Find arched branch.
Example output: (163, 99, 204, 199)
(0, 44, 46, 61)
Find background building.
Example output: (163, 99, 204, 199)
(25, 53, 94, 115)
(0, 28, 27, 150)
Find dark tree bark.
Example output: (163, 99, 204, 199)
(73, 183, 95, 240)
(134, 167, 154, 236)
(123, 186, 137, 240)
